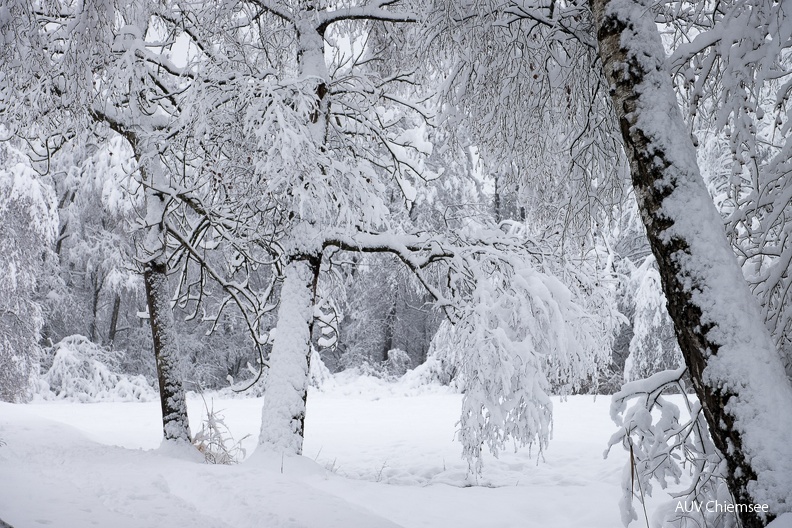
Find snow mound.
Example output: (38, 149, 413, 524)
(0, 402, 403, 528)
(35, 335, 156, 402)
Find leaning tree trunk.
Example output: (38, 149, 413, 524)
(590, 0, 792, 525)
(259, 256, 321, 454)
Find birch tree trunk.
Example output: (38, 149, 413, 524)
(259, 257, 321, 454)
(590, 0, 792, 525)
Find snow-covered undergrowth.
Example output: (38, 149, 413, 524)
(34, 335, 156, 403)
(192, 396, 250, 465)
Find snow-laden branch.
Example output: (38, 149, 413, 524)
(248, 0, 295, 25)
(667, 26, 724, 72)
(317, 1, 417, 34)
(504, 3, 597, 49)
(605, 367, 730, 528)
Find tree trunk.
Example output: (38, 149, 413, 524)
(259, 256, 321, 454)
(137, 145, 191, 444)
(382, 299, 397, 362)
(494, 173, 502, 223)
(89, 272, 101, 343)
(108, 293, 121, 346)
(590, 0, 792, 525)
(258, 7, 327, 454)
(144, 257, 191, 443)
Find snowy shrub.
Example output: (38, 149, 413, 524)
(338, 348, 375, 374)
(38, 335, 156, 402)
(193, 397, 249, 464)
(334, 348, 412, 382)
(382, 349, 411, 379)
(421, 331, 463, 388)
(308, 348, 332, 388)
(337, 348, 408, 381)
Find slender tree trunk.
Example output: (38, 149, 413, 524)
(382, 300, 397, 362)
(54, 190, 74, 256)
(259, 256, 321, 454)
(89, 272, 101, 342)
(590, 0, 792, 525)
(494, 173, 502, 223)
(144, 257, 191, 443)
(108, 293, 121, 346)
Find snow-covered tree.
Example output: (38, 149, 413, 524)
(592, 0, 792, 525)
(418, 0, 792, 522)
(38, 335, 155, 403)
(622, 256, 682, 382)
(0, 144, 58, 402)
(206, 0, 438, 454)
(6, 0, 281, 443)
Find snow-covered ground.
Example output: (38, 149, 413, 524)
(1, 375, 656, 527)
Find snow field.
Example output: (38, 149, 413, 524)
(2, 378, 666, 528)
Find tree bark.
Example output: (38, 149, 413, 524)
(259, 256, 321, 454)
(590, 0, 792, 525)
(144, 257, 191, 443)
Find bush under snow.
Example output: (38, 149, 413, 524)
(36, 335, 156, 402)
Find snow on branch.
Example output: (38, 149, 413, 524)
(503, 3, 596, 49)
(248, 0, 295, 25)
(322, 226, 554, 318)
(318, 1, 418, 34)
